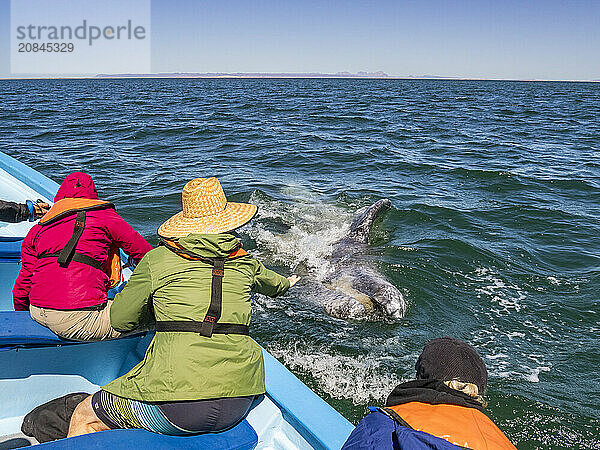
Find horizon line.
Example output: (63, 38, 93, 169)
(0, 72, 598, 83)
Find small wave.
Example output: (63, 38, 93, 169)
(31, 129, 61, 139)
(497, 108, 516, 115)
(447, 166, 523, 183)
(127, 125, 209, 139)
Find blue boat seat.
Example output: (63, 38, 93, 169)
(36, 421, 258, 449)
(0, 237, 23, 260)
(0, 311, 67, 346)
(0, 311, 145, 347)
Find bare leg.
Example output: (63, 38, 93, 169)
(67, 395, 111, 438)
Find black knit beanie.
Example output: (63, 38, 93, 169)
(415, 337, 488, 394)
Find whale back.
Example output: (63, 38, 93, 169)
(325, 198, 405, 319)
(344, 198, 392, 244)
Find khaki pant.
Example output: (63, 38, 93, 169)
(30, 301, 122, 341)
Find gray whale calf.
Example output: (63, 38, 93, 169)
(320, 199, 406, 319)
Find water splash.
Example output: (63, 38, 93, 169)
(244, 189, 352, 280)
(268, 341, 402, 406)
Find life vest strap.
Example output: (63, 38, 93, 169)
(199, 258, 225, 337)
(57, 211, 86, 267)
(155, 321, 249, 336)
(38, 251, 103, 271)
(377, 407, 414, 429)
(159, 240, 248, 338)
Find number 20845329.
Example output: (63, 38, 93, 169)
(18, 42, 74, 52)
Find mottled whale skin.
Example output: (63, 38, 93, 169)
(322, 199, 406, 319)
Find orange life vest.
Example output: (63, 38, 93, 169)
(388, 402, 516, 450)
(160, 238, 248, 260)
(39, 198, 122, 288)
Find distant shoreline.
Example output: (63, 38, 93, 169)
(1, 72, 598, 83)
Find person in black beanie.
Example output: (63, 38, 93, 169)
(342, 337, 516, 450)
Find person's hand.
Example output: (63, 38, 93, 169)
(287, 275, 300, 287)
(33, 202, 50, 218)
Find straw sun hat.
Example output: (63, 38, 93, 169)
(158, 177, 257, 238)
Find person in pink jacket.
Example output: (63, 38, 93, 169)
(13, 172, 153, 341)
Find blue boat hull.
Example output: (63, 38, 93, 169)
(0, 152, 353, 449)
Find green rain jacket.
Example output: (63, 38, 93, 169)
(103, 233, 290, 402)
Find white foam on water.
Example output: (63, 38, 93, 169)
(474, 318, 555, 383)
(486, 356, 513, 379)
(244, 190, 352, 281)
(547, 276, 561, 286)
(544, 274, 584, 292)
(268, 342, 402, 405)
(472, 267, 525, 314)
(506, 331, 526, 340)
(522, 320, 554, 338)
(252, 293, 302, 320)
(525, 366, 551, 383)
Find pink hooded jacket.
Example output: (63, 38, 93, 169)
(12, 172, 152, 311)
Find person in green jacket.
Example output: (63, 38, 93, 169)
(68, 177, 299, 437)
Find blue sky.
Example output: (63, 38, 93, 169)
(1, 0, 599, 79)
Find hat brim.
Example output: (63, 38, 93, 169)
(158, 202, 257, 238)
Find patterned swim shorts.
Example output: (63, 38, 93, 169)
(92, 390, 196, 435)
(91, 390, 255, 435)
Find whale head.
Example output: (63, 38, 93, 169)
(325, 266, 406, 319)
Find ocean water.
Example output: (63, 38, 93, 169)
(1, 78, 599, 448)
